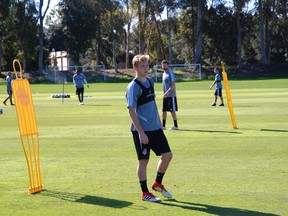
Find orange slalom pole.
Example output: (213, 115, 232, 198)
(221, 61, 238, 129)
(11, 59, 44, 194)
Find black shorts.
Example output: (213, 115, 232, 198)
(76, 87, 84, 95)
(162, 97, 178, 112)
(132, 129, 171, 160)
(214, 88, 222, 96)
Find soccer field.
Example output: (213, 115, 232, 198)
(0, 79, 287, 216)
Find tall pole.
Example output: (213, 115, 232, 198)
(221, 61, 238, 129)
(167, 6, 172, 63)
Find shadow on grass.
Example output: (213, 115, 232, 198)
(177, 129, 241, 134)
(41, 189, 133, 208)
(261, 129, 288, 133)
(159, 199, 279, 216)
(84, 104, 112, 106)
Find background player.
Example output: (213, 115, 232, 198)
(3, 72, 14, 106)
(162, 60, 178, 130)
(73, 68, 89, 105)
(210, 67, 224, 106)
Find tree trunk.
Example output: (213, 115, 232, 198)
(138, 1, 147, 54)
(284, 0, 288, 62)
(267, 0, 276, 64)
(95, 3, 102, 65)
(191, 4, 196, 61)
(38, 0, 50, 74)
(125, 0, 131, 69)
(151, 12, 165, 59)
(167, 6, 173, 63)
(259, 0, 268, 64)
(110, 10, 117, 73)
(194, 0, 203, 64)
(237, 0, 242, 68)
(38, 16, 44, 73)
(0, 42, 2, 73)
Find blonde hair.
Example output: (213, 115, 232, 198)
(132, 54, 150, 68)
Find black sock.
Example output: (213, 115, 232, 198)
(156, 172, 165, 184)
(162, 120, 166, 127)
(140, 180, 148, 192)
(174, 120, 178, 128)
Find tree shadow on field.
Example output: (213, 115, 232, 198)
(84, 104, 112, 107)
(261, 129, 288, 133)
(40, 189, 133, 208)
(159, 199, 279, 216)
(177, 129, 241, 134)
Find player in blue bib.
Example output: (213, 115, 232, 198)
(126, 54, 173, 202)
(3, 72, 14, 106)
(210, 67, 224, 106)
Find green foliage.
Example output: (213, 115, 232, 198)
(60, 0, 98, 64)
(1, 0, 288, 73)
(0, 1, 38, 71)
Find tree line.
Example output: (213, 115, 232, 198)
(0, 0, 287, 74)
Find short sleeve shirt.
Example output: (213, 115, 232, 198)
(162, 69, 176, 97)
(126, 77, 161, 132)
(73, 73, 86, 88)
(6, 76, 12, 91)
(215, 73, 222, 89)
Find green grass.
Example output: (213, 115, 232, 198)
(0, 79, 287, 216)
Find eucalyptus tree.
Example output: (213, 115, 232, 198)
(38, 0, 51, 73)
(146, 0, 166, 60)
(60, 0, 97, 65)
(13, 0, 38, 71)
(194, 0, 206, 64)
(173, 0, 200, 64)
(233, 0, 250, 68)
(261, 0, 285, 64)
(137, 0, 148, 54)
(0, 0, 11, 72)
(258, 0, 268, 64)
(124, 0, 135, 68)
(105, 0, 127, 70)
(164, 0, 179, 63)
(45, 7, 66, 52)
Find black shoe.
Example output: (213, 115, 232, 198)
(219, 104, 224, 106)
(211, 103, 216, 106)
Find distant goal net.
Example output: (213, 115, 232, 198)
(45, 64, 107, 83)
(152, 63, 202, 82)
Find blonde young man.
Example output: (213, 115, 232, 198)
(126, 54, 173, 202)
(161, 60, 178, 130)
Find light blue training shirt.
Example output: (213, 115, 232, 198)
(162, 69, 176, 97)
(215, 73, 222, 89)
(73, 73, 88, 88)
(126, 77, 161, 132)
(6, 76, 12, 91)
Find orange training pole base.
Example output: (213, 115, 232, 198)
(11, 59, 44, 194)
(221, 61, 238, 129)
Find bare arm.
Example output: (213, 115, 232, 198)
(84, 79, 89, 87)
(210, 80, 216, 89)
(164, 82, 176, 98)
(128, 107, 149, 144)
